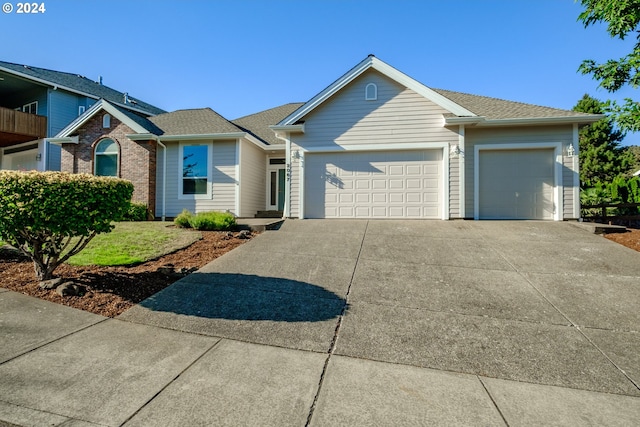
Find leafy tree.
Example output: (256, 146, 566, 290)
(622, 144, 640, 174)
(578, 0, 640, 132)
(573, 94, 631, 187)
(0, 171, 133, 280)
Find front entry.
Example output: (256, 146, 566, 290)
(267, 159, 286, 211)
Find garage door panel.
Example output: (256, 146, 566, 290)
(479, 149, 554, 220)
(305, 149, 442, 219)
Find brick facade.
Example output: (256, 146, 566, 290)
(60, 112, 157, 215)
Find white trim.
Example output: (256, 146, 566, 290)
(157, 132, 247, 142)
(573, 124, 581, 219)
(178, 141, 213, 200)
(278, 56, 476, 126)
(55, 99, 150, 138)
(299, 150, 305, 219)
(48, 136, 79, 145)
(269, 124, 305, 133)
(365, 82, 377, 100)
(266, 158, 287, 211)
(235, 140, 241, 216)
(299, 142, 450, 153)
(445, 115, 604, 127)
(458, 125, 466, 219)
(473, 142, 563, 221)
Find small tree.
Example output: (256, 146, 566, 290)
(0, 171, 133, 280)
(573, 94, 630, 187)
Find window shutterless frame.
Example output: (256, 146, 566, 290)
(179, 142, 212, 199)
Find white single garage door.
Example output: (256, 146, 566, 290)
(305, 149, 442, 218)
(478, 149, 555, 220)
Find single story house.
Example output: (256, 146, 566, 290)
(51, 55, 601, 220)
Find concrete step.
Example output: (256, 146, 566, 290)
(255, 210, 283, 218)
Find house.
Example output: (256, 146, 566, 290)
(52, 55, 602, 220)
(0, 61, 164, 171)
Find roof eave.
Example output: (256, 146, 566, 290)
(444, 114, 604, 127)
(269, 124, 305, 133)
(54, 100, 151, 138)
(0, 65, 162, 116)
(157, 132, 248, 142)
(48, 136, 79, 145)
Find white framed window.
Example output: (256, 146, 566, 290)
(22, 101, 38, 114)
(102, 113, 111, 128)
(365, 83, 377, 101)
(179, 143, 211, 198)
(78, 105, 86, 116)
(94, 139, 119, 177)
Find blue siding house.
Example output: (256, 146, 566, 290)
(0, 61, 164, 171)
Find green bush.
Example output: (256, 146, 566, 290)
(174, 210, 236, 231)
(0, 171, 133, 280)
(174, 209, 193, 228)
(121, 202, 150, 221)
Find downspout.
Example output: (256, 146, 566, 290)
(156, 138, 167, 221)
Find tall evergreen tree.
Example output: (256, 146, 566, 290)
(573, 94, 630, 187)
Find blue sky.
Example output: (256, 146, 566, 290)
(2, 0, 638, 144)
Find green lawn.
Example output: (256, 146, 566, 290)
(65, 222, 202, 266)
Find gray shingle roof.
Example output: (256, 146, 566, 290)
(233, 103, 305, 145)
(431, 88, 595, 120)
(0, 61, 165, 115)
(149, 108, 243, 136)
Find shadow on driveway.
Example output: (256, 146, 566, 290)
(135, 273, 347, 323)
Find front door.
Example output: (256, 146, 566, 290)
(267, 160, 286, 211)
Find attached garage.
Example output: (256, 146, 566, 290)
(304, 149, 443, 219)
(476, 148, 558, 220)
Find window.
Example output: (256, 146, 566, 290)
(181, 144, 209, 196)
(103, 114, 111, 128)
(94, 139, 118, 177)
(365, 83, 377, 101)
(22, 101, 38, 114)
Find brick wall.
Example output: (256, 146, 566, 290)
(60, 112, 157, 215)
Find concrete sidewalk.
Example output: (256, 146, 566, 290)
(1, 220, 639, 426)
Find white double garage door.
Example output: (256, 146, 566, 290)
(303, 147, 556, 220)
(305, 149, 442, 219)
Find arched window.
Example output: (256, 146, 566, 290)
(102, 113, 111, 128)
(365, 83, 377, 101)
(94, 139, 118, 176)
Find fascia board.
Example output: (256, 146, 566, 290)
(126, 133, 158, 141)
(476, 115, 604, 127)
(369, 58, 477, 117)
(269, 124, 305, 133)
(278, 57, 375, 126)
(54, 100, 106, 137)
(47, 136, 78, 145)
(157, 132, 247, 142)
(444, 116, 486, 126)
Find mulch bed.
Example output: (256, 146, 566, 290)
(0, 231, 253, 318)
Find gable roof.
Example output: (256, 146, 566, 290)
(277, 55, 601, 127)
(233, 103, 305, 145)
(0, 61, 165, 116)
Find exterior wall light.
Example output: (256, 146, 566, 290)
(566, 144, 575, 157)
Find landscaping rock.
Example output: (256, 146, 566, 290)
(39, 277, 63, 290)
(157, 265, 175, 275)
(223, 232, 234, 240)
(237, 230, 251, 239)
(55, 282, 86, 297)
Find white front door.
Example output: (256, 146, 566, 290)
(267, 159, 286, 211)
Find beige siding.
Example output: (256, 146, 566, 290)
(290, 69, 458, 218)
(563, 156, 578, 218)
(464, 126, 575, 220)
(290, 154, 301, 218)
(156, 140, 237, 217)
(239, 140, 266, 217)
(449, 156, 460, 218)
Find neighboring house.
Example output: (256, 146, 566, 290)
(53, 55, 602, 220)
(0, 61, 164, 172)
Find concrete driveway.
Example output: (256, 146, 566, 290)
(1, 220, 639, 426)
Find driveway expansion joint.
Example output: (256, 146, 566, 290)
(304, 220, 369, 427)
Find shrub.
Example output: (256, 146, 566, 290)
(174, 210, 236, 231)
(0, 171, 133, 280)
(174, 209, 193, 228)
(121, 202, 150, 221)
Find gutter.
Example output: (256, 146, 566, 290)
(444, 114, 605, 127)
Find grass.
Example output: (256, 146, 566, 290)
(65, 222, 202, 266)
